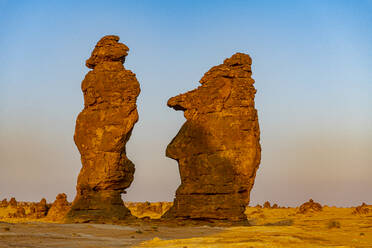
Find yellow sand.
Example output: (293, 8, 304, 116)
(1, 204, 371, 247)
(134, 207, 372, 248)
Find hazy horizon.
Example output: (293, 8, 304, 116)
(1, 0, 371, 207)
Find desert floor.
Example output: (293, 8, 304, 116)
(1, 206, 372, 248)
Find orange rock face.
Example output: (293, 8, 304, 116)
(65, 35, 140, 223)
(163, 53, 261, 221)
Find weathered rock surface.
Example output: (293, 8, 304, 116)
(65, 35, 140, 223)
(163, 53, 261, 221)
(298, 199, 322, 214)
(46, 193, 71, 221)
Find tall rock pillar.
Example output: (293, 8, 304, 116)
(66, 35, 140, 223)
(163, 53, 261, 221)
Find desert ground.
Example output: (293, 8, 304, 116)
(0, 201, 371, 248)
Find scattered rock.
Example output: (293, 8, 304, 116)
(163, 53, 261, 221)
(327, 220, 341, 229)
(46, 193, 71, 221)
(66, 35, 140, 223)
(298, 199, 322, 214)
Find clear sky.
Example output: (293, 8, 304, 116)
(0, 0, 371, 207)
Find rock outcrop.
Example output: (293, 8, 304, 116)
(163, 53, 261, 221)
(47, 193, 71, 221)
(65, 35, 140, 223)
(298, 199, 322, 214)
(32, 198, 49, 218)
(263, 201, 271, 209)
(0, 199, 8, 208)
(125, 202, 173, 219)
(7, 207, 26, 218)
(1, 198, 50, 219)
(9, 197, 17, 207)
(352, 203, 370, 215)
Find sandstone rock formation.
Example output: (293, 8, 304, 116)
(263, 201, 271, 209)
(7, 206, 26, 218)
(30, 198, 49, 219)
(352, 203, 370, 215)
(125, 202, 173, 219)
(163, 53, 261, 221)
(9, 197, 17, 207)
(1, 198, 48, 219)
(298, 199, 322, 214)
(16, 207, 26, 218)
(46, 193, 71, 221)
(0, 199, 8, 208)
(65, 35, 140, 223)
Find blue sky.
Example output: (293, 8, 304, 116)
(0, 0, 371, 206)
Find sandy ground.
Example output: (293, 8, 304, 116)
(0, 221, 222, 248)
(0, 206, 371, 248)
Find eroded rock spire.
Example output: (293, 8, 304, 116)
(65, 35, 140, 223)
(163, 53, 261, 221)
